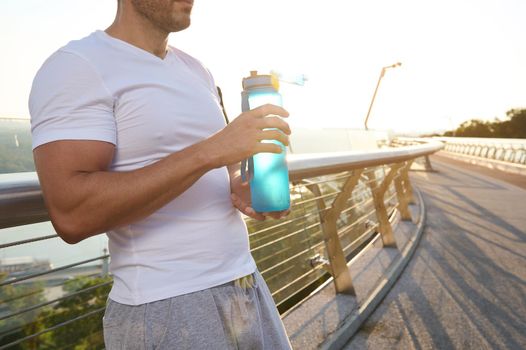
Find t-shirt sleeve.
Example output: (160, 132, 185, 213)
(29, 50, 116, 150)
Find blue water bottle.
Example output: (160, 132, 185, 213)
(241, 71, 290, 213)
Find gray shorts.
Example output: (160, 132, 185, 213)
(103, 271, 292, 350)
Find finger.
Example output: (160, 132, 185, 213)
(260, 211, 279, 220)
(246, 207, 266, 221)
(251, 104, 289, 119)
(256, 143, 283, 154)
(232, 195, 251, 214)
(258, 130, 289, 146)
(232, 194, 265, 220)
(275, 210, 290, 219)
(258, 116, 291, 135)
(262, 210, 290, 220)
(269, 212, 283, 220)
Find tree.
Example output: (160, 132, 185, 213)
(36, 276, 112, 350)
(493, 109, 526, 138)
(0, 274, 46, 349)
(0, 274, 112, 350)
(444, 109, 526, 138)
(455, 119, 493, 137)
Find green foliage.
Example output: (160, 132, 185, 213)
(0, 120, 35, 174)
(444, 109, 526, 138)
(0, 274, 112, 350)
(494, 109, 526, 138)
(455, 119, 494, 137)
(35, 276, 111, 350)
(0, 274, 46, 349)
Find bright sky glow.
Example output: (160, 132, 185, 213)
(1, 0, 525, 134)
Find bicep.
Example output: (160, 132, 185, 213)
(34, 140, 115, 202)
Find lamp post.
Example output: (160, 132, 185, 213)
(364, 62, 401, 130)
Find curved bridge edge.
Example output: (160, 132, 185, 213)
(321, 187, 427, 350)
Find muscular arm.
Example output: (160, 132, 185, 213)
(34, 104, 290, 244)
(34, 140, 213, 243)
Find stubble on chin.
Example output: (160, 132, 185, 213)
(130, 0, 192, 33)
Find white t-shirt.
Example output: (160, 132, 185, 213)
(29, 31, 256, 305)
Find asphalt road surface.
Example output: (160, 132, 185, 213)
(344, 156, 526, 350)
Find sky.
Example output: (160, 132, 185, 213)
(1, 0, 525, 134)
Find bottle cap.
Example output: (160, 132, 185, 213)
(242, 71, 280, 91)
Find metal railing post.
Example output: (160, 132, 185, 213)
(400, 160, 416, 204)
(366, 164, 404, 248)
(393, 161, 413, 221)
(102, 248, 109, 277)
(424, 155, 435, 172)
(302, 181, 332, 276)
(306, 170, 364, 295)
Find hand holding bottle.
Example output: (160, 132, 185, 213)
(229, 171, 290, 221)
(203, 104, 290, 168)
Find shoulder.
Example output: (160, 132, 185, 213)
(59, 31, 109, 63)
(33, 32, 105, 84)
(30, 48, 108, 104)
(29, 37, 116, 150)
(29, 34, 113, 118)
(35, 50, 92, 80)
(36, 31, 121, 84)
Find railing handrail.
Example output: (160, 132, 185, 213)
(433, 136, 526, 146)
(413, 136, 526, 166)
(0, 172, 47, 230)
(288, 141, 443, 181)
(0, 140, 443, 230)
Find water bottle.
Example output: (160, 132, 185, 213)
(241, 71, 290, 213)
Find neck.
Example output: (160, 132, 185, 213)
(106, 2, 169, 59)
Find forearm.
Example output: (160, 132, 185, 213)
(36, 104, 291, 243)
(44, 142, 214, 243)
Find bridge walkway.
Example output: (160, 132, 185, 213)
(344, 156, 526, 349)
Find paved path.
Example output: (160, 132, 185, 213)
(344, 156, 526, 350)
(433, 152, 526, 190)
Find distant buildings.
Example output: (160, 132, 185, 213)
(0, 256, 52, 278)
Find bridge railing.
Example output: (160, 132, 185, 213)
(433, 137, 526, 165)
(0, 140, 443, 349)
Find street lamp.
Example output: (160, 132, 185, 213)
(364, 62, 402, 130)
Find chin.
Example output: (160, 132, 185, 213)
(164, 10, 191, 32)
(168, 19, 191, 33)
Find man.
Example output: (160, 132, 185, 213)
(29, 0, 292, 348)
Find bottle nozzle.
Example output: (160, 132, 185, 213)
(270, 70, 308, 86)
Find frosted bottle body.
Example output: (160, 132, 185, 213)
(241, 80, 290, 213)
